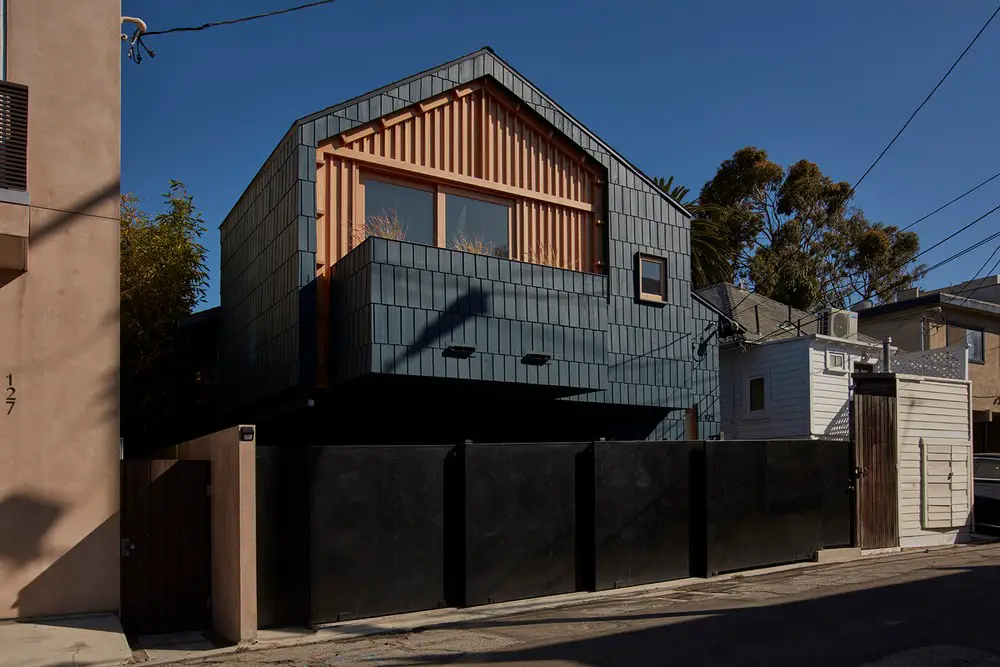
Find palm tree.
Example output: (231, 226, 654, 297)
(652, 176, 732, 289)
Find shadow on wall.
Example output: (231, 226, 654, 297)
(386, 287, 489, 373)
(29, 180, 121, 248)
(0, 180, 118, 293)
(825, 401, 850, 439)
(0, 492, 66, 570)
(0, 492, 119, 621)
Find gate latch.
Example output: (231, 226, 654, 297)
(855, 465, 868, 477)
(120, 537, 136, 557)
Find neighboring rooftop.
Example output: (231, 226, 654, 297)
(696, 283, 880, 345)
(857, 290, 1000, 319)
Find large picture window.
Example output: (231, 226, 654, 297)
(445, 192, 510, 258)
(361, 179, 434, 246)
(360, 175, 513, 259)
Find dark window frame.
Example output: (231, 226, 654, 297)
(967, 327, 986, 364)
(949, 321, 986, 365)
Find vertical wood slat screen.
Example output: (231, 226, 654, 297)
(855, 393, 899, 549)
(0, 82, 29, 191)
(315, 82, 603, 274)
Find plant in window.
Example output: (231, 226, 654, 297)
(525, 243, 559, 268)
(351, 210, 408, 245)
(449, 233, 508, 258)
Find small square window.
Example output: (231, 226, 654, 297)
(826, 351, 847, 373)
(748, 377, 766, 412)
(637, 254, 666, 302)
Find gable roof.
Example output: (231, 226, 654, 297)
(291, 47, 690, 217)
(696, 283, 880, 345)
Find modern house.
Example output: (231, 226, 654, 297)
(212, 48, 723, 443)
(0, 1, 120, 618)
(857, 280, 1000, 452)
(696, 283, 884, 440)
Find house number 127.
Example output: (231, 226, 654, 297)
(5, 373, 15, 415)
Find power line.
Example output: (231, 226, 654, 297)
(727, 6, 1000, 317)
(910, 203, 1000, 262)
(872, 237, 1000, 345)
(751, 205, 1000, 344)
(731, 197, 1000, 322)
(849, 3, 1000, 195)
(143, 0, 342, 36)
(892, 168, 1000, 237)
(922, 230, 1000, 276)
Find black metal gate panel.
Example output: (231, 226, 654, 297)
(462, 443, 589, 606)
(255, 446, 311, 628)
(310, 445, 450, 623)
(819, 438, 854, 549)
(590, 441, 694, 589)
(703, 440, 850, 575)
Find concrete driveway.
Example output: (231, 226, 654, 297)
(183, 543, 1000, 667)
(0, 613, 131, 667)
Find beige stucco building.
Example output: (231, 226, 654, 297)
(858, 281, 1000, 453)
(0, 0, 121, 618)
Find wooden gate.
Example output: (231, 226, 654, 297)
(121, 460, 211, 636)
(853, 391, 899, 549)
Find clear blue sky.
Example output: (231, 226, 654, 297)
(122, 0, 1000, 311)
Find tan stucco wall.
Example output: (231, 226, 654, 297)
(0, 1, 121, 618)
(939, 312, 1000, 415)
(857, 311, 925, 353)
(161, 427, 258, 643)
(860, 306, 1000, 415)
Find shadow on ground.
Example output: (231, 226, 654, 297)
(379, 562, 1000, 666)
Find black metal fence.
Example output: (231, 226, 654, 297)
(257, 439, 853, 627)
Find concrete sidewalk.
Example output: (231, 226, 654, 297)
(0, 613, 132, 667)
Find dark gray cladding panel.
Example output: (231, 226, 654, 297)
(330, 238, 608, 392)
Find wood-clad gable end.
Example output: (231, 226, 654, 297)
(315, 79, 606, 275)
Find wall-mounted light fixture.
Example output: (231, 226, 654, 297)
(443, 345, 476, 359)
(521, 351, 552, 366)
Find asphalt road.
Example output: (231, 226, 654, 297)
(191, 543, 1000, 666)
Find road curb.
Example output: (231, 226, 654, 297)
(133, 542, 995, 665)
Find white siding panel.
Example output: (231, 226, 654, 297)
(720, 339, 811, 440)
(809, 343, 876, 439)
(896, 377, 973, 547)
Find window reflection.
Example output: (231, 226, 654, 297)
(640, 257, 664, 298)
(362, 180, 434, 246)
(446, 193, 510, 258)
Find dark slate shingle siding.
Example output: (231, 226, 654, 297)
(332, 239, 608, 392)
(219, 130, 310, 408)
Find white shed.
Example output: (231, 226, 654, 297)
(853, 373, 972, 549)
